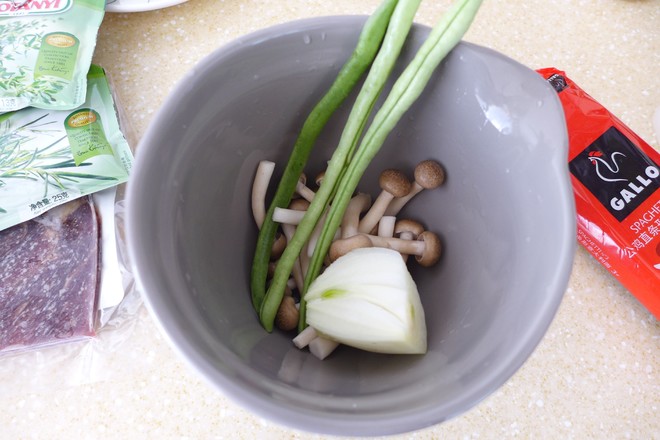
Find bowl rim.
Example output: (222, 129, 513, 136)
(126, 14, 576, 436)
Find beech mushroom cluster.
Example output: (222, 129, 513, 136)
(251, 158, 446, 336)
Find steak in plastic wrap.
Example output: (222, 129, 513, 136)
(0, 197, 100, 353)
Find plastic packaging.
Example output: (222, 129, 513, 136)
(0, 65, 142, 393)
(538, 68, 660, 318)
(0, 64, 133, 232)
(0, 0, 105, 112)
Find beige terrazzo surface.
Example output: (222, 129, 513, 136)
(1, 0, 659, 438)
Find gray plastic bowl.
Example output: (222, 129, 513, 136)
(126, 16, 575, 436)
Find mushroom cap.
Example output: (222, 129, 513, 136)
(288, 198, 310, 211)
(275, 296, 299, 331)
(394, 218, 425, 239)
(315, 171, 326, 187)
(414, 160, 445, 189)
(271, 231, 287, 260)
(267, 261, 277, 279)
(379, 169, 412, 198)
(415, 231, 442, 267)
(329, 234, 373, 262)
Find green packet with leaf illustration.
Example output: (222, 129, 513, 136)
(0, 64, 134, 231)
(0, 0, 105, 112)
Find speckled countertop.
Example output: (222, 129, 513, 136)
(1, 0, 659, 439)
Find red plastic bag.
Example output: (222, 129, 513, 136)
(538, 68, 660, 319)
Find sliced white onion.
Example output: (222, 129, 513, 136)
(305, 247, 427, 355)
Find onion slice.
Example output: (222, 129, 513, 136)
(305, 247, 427, 354)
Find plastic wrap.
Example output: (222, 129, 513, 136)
(0, 66, 143, 393)
(538, 68, 660, 318)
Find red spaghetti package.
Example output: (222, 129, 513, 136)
(538, 68, 660, 319)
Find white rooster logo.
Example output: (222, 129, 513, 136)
(588, 151, 628, 183)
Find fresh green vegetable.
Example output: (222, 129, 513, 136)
(306, 0, 484, 299)
(305, 247, 426, 354)
(254, 0, 484, 333)
(258, 0, 423, 332)
(250, 0, 400, 313)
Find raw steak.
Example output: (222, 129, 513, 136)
(0, 197, 100, 353)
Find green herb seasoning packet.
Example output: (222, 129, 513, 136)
(0, 64, 134, 231)
(0, 0, 105, 112)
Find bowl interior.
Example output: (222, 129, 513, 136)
(127, 16, 575, 436)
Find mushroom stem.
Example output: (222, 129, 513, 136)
(368, 230, 441, 267)
(329, 231, 440, 266)
(315, 171, 326, 188)
(307, 209, 333, 258)
(281, 223, 305, 293)
(377, 215, 396, 238)
(272, 198, 310, 225)
(394, 219, 425, 262)
(296, 178, 316, 202)
(367, 233, 424, 254)
(341, 192, 371, 238)
(293, 326, 318, 349)
(385, 184, 422, 216)
(309, 336, 340, 360)
(358, 169, 411, 233)
(272, 207, 307, 225)
(385, 160, 445, 216)
(251, 160, 276, 229)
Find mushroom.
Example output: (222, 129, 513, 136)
(272, 199, 310, 225)
(394, 218, 425, 241)
(393, 219, 424, 262)
(291, 325, 339, 360)
(275, 296, 299, 331)
(280, 199, 309, 292)
(315, 171, 326, 188)
(289, 198, 310, 211)
(368, 230, 442, 267)
(377, 215, 397, 238)
(358, 169, 411, 233)
(286, 277, 297, 291)
(306, 209, 328, 259)
(308, 336, 340, 360)
(385, 160, 445, 216)
(293, 325, 318, 349)
(341, 192, 371, 238)
(272, 207, 307, 225)
(295, 173, 316, 202)
(267, 261, 278, 278)
(330, 231, 441, 266)
(270, 231, 287, 261)
(251, 160, 276, 229)
(329, 234, 373, 262)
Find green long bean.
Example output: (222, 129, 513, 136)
(305, 0, 484, 290)
(260, 0, 424, 332)
(249, 0, 399, 312)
